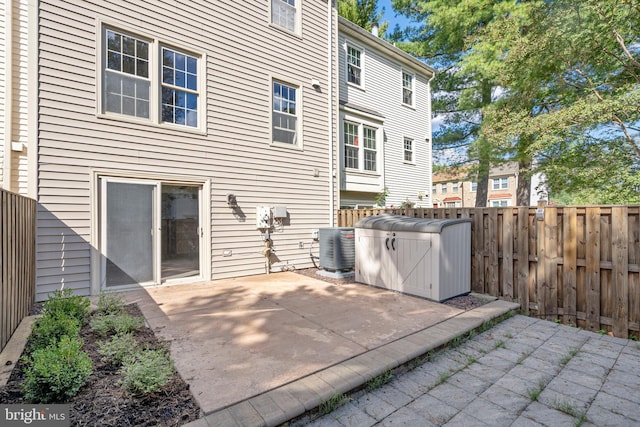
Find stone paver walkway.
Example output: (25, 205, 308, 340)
(301, 315, 640, 427)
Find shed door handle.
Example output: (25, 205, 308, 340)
(391, 238, 396, 251)
(385, 237, 390, 250)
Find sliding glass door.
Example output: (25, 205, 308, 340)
(101, 178, 202, 289)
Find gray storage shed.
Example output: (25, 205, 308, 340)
(354, 214, 471, 302)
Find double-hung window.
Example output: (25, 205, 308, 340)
(102, 27, 202, 129)
(404, 137, 414, 163)
(271, 0, 298, 33)
(452, 182, 459, 193)
(402, 71, 414, 106)
(346, 45, 362, 86)
(272, 81, 299, 146)
(471, 181, 478, 192)
(492, 177, 509, 190)
(343, 119, 378, 172)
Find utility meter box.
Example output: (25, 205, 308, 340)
(256, 206, 271, 229)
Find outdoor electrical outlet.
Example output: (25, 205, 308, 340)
(299, 242, 304, 249)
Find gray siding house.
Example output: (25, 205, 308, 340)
(1, 2, 434, 301)
(338, 17, 434, 208)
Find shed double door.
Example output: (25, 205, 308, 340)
(356, 230, 434, 298)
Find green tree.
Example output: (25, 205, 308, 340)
(469, 0, 640, 204)
(391, 0, 526, 206)
(338, 0, 388, 35)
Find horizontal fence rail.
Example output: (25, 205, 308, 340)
(1, 189, 36, 352)
(338, 206, 640, 338)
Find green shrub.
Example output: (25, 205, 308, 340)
(30, 314, 81, 351)
(43, 289, 90, 323)
(90, 313, 144, 336)
(98, 333, 138, 365)
(22, 336, 92, 403)
(96, 293, 127, 315)
(119, 349, 174, 395)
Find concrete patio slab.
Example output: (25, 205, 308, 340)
(123, 272, 466, 414)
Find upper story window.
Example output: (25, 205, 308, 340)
(402, 71, 414, 106)
(471, 181, 478, 192)
(271, 0, 299, 33)
(343, 119, 379, 172)
(432, 184, 437, 194)
(492, 177, 509, 190)
(102, 27, 202, 130)
(162, 48, 199, 127)
(272, 80, 299, 146)
(442, 183, 448, 193)
(403, 137, 414, 163)
(346, 45, 362, 86)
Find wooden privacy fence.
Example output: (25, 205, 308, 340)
(1, 189, 36, 353)
(338, 206, 640, 338)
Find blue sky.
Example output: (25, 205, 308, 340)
(378, 0, 414, 31)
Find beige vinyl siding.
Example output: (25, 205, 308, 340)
(338, 26, 433, 208)
(35, 1, 335, 300)
(0, 0, 5, 185)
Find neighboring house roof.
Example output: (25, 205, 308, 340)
(488, 193, 513, 199)
(338, 16, 435, 78)
(442, 197, 462, 202)
(433, 161, 520, 184)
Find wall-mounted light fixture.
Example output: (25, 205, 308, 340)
(227, 193, 237, 206)
(311, 79, 320, 88)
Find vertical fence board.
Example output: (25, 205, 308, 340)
(586, 207, 601, 332)
(563, 208, 577, 325)
(487, 209, 499, 296)
(536, 207, 547, 317)
(473, 210, 485, 293)
(517, 208, 530, 314)
(502, 209, 514, 300)
(544, 208, 558, 319)
(612, 207, 629, 338)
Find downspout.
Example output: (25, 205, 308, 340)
(3, 0, 14, 191)
(327, 0, 335, 226)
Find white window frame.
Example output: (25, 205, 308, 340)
(452, 182, 459, 193)
(471, 181, 477, 192)
(403, 137, 415, 164)
(270, 0, 301, 35)
(98, 23, 205, 132)
(341, 115, 381, 174)
(492, 177, 509, 190)
(271, 78, 303, 149)
(445, 201, 461, 208)
(491, 199, 509, 207)
(442, 183, 447, 193)
(345, 42, 364, 88)
(401, 70, 415, 107)
(432, 184, 437, 194)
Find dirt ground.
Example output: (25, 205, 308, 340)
(0, 304, 201, 427)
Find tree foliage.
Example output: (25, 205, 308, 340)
(338, 0, 388, 35)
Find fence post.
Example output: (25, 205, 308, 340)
(502, 208, 514, 301)
(585, 207, 601, 332)
(544, 207, 558, 320)
(612, 206, 629, 338)
(563, 207, 577, 326)
(517, 207, 529, 314)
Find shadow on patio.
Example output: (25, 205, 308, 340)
(121, 272, 465, 414)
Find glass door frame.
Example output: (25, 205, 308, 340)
(95, 175, 208, 292)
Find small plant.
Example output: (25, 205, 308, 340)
(560, 349, 579, 365)
(400, 198, 415, 209)
(318, 393, 349, 416)
(629, 333, 639, 342)
(505, 332, 513, 339)
(43, 289, 90, 323)
(554, 318, 561, 324)
(494, 340, 506, 349)
(22, 336, 92, 403)
(29, 314, 81, 351)
(554, 400, 579, 417)
(516, 353, 528, 365)
(98, 333, 138, 365)
(466, 356, 477, 365)
(96, 293, 127, 315)
(527, 379, 546, 401)
(598, 329, 607, 335)
(90, 313, 144, 336)
(436, 371, 450, 385)
(375, 187, 389, 207)
(366, 370, 393, 391)
(467, 330, 476, 340)
(450, 335, 463, 348)
(119, 348, 174, 395)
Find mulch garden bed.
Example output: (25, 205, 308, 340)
(0, 304, 201, 427)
